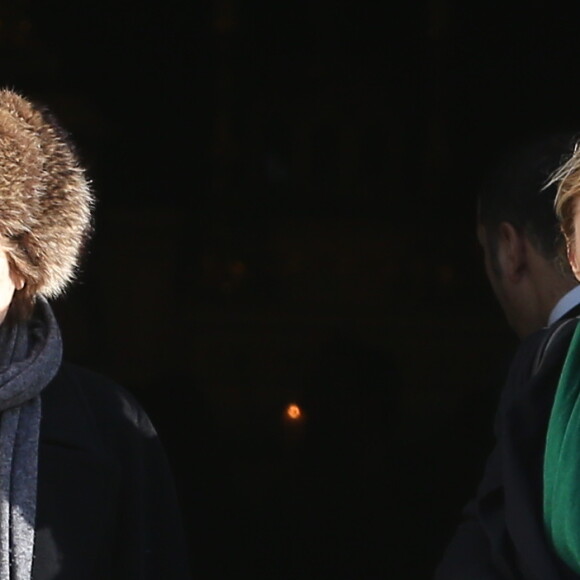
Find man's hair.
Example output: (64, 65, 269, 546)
(0, 90, 94, 320)
(478, 133, 578, 272)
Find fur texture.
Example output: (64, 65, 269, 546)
(0, 90, 93, 300)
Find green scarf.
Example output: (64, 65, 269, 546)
(544, 321, 580, 573)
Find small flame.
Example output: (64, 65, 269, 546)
(286, 404, 302, 420)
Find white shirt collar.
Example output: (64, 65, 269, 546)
(548, 285, 580, 326)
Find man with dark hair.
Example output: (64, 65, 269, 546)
(477, 134, 580, 338)
(435, 134, 580, 579)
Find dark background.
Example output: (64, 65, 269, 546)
(4, 1, 580, 577)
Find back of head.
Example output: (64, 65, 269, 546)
(478, 132, 578, 270)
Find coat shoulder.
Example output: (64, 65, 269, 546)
(42, 361, 159, 454)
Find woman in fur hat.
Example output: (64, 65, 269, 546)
(0, 90, 190, 580)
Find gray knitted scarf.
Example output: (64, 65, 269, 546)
(0, 299, 61, 580)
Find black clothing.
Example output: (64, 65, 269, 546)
(435, 307, 580, 580)
(32, 362, 191, 580)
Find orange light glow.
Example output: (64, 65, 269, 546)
(286, 404, 302, 420)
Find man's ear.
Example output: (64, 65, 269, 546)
(496, 222, 527, 283)
(9, 270, 24, 291)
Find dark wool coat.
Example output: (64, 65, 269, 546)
(31, 362, 191, 580)
(435, 306, 580, 580)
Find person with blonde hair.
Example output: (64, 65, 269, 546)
(540, 147, 580, 578)
(0, 90, 190, 579)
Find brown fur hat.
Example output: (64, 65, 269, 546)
(0, 89, 94, 306)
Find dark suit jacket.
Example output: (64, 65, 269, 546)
(435, 308, 580, 580)
(31, 362, 191, 580)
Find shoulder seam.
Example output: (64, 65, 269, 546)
(532, 317, 580, 376)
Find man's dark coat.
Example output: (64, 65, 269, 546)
(31, 362, 191, 580)
(435, 308, 580, 580)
